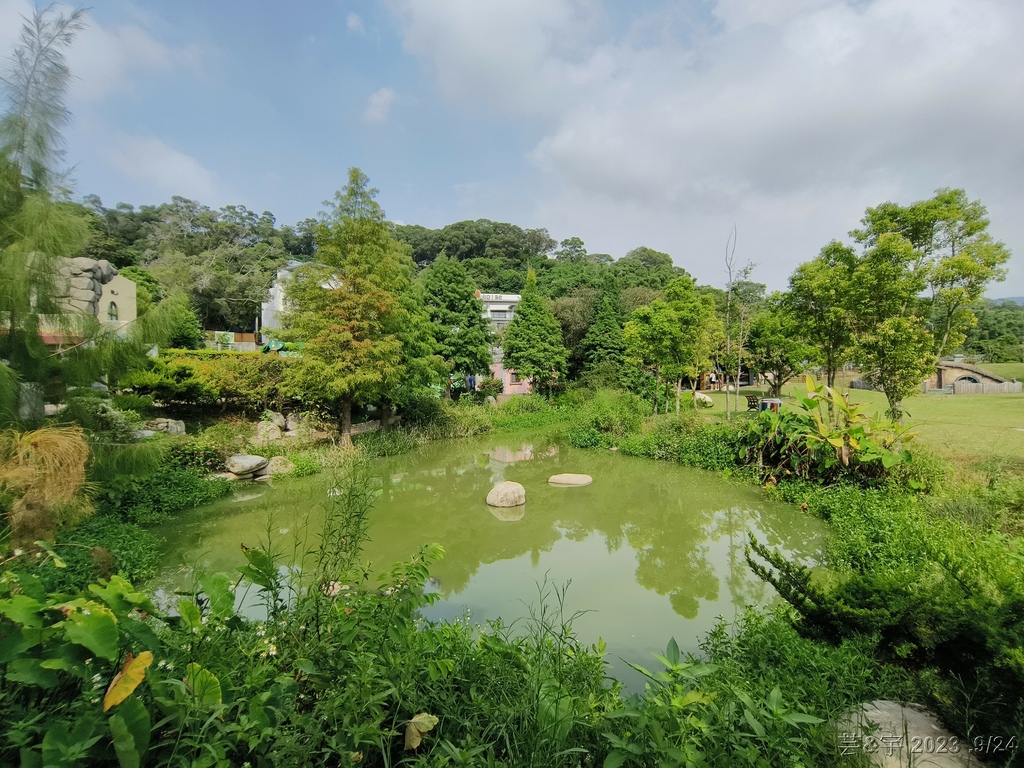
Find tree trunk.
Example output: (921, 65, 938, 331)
(380, 400, 392, 433)
(339, 399, 353, 447)
(675, 380, 681, 416)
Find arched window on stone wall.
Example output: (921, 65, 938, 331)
(107, 301, 118, 322)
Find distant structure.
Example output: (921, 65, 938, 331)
(260, 260, 305, 336)
(478, 291, 530, 395)
(260, 260, 339, 339)
(42, 257, 137, 342)
(925, 359, 1021, 394)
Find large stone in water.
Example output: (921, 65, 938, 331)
(548, 473, 593, 487)
(226, 454, 268, 475)
(265, 456, 297, 475)
(486, 481, 526, 507)
(833, 700, 975, 767)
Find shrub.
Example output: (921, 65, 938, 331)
(111, 392, 155, 415)
(37, 514, 162, 592)
(615, 417, 744, 472)
(353, 429, 421, 458)
(289, 453, 321, 477)
(166, 437, 225, 472)
(98, 467, 232, 524)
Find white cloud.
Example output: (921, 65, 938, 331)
(104, 134, 219, 201)
(65, 15, 206, 104)
(347, 12, 365, 34)
(390, 0, 1024, 293)
(363, 87, 397, 123)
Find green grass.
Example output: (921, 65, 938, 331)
(980, 362, 1024, 381)
(677, 374, 1024, 476)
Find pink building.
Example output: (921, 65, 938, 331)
(478, 291, 531, 395)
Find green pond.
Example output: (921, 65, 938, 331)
(153, 431, 827, 687)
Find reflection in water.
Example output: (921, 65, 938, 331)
(153, 431, 827, 688)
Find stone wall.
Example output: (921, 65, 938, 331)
(55, 257, 118, 317)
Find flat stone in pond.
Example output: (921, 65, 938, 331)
(548, 473, 593, 487)
(226, 454, 268, 475)
(833, 700, 976, 767)
(486, 481, 526, 507)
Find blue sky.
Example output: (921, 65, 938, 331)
(3, 0, 1022, 296)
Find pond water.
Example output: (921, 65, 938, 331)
(152, 431, 827, 687)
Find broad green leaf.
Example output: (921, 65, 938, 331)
(64, 604, 119, 660)
(103, 651, 154, 711)
(185, 663, 222, 706)
(664, 637, 680, 666)
(743, 708, 766, 738)
(603, 753, 629, 768)
(198, 573, 235, 620)
(538, 677, 574, 743)
(90, 576, 158, 616)
(0, 594, 45, 627)
(7, 657, 59, 688)
(109, 697, 150, 768)
(782, 711, 825, 725)
(177, 599, 202, 631)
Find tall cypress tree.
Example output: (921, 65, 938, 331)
(502, 270, 568, 396)
(579, 294, 626, 377)
(420, 253, 493, 395)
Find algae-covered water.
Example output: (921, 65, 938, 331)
(152, 431, 826, 684)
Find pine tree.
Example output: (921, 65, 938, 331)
(420, 253, 493, 395)
(502, 270, 568, 397)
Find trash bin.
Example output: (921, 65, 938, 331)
(759, 398, 782, 414)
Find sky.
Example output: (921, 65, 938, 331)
(2, 0, 1022, 297)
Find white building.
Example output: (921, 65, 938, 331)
(260, 260, 339, 339)
(477, 291, 530, 395)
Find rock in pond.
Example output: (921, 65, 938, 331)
(833, 700, 974, 767)
(489, 504, 525, 522)
(548, 473, 593, 487)
(225, 454, 268, 475)
(486, 481, 526, 507)
(264, 456, 297, 475)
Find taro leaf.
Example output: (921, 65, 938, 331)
(64, 604, 119, 660)
(177, 599, 202, 631)
(6, 657, 60, 688)
(0, 594, 45, 627)
(199, 573, 235, 620)
(109, 695, 151, 768)
(185, 663, 222, 707)
(404, 712, 439, 750)
(103, 651, 154, 712)
(90, 576, 158, 616)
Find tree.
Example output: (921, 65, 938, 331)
(625, 276, 722, 414)
(852, 188, 1011, 356)
(281, 266, 402, 443)
(745, 298, 813, 397)
(555, 236, 587, 263)
(501, 271, 568, 397)
(786, 241, 857, 388)
(613, 246, 687, 291)
(847, 233, 935, 420)
(312, 168, 442, 427)
(419, 253, 493, 396)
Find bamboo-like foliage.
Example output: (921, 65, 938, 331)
(0, 425, 91, 547)
(0, 6, 87, 192)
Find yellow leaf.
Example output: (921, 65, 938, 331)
(404, 712, 439, 750)
(103, 651, 154, 712)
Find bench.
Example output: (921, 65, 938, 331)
(746, 395, 759, 411)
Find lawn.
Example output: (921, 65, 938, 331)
(980, 362, 1024, 382)
(693, 376, 1024, 476)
